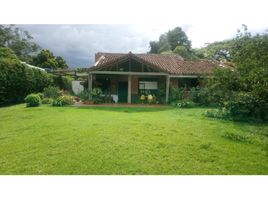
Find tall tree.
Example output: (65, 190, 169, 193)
(149, 41, 160, 53)
(166, 27, 191, 51)
(204, 26, 268, 120)
(149, 26, 193, 58)
(56, 56, 68, 69)
(158, 34, 171, 53)
(0, 25, 39, 62)
(195, 40, 233, 61)
(31, 49, 68, 69)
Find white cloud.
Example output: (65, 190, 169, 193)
(12, 0, 267, 67)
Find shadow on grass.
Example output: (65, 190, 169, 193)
(75, 105, 174, 113)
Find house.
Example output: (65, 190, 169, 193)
(88, 52, 222, 104)
(20, 61, 46, 72)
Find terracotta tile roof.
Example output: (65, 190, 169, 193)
(90, 52, 221, 75)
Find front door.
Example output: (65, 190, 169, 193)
(118, 82, 128, 103)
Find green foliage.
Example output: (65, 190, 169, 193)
(223, 132, 250, 143)
(166, 27, 191, 51)
(195, 40, 233, 61)
(0, 25, 40, 62)
(52, 75, 72, 91)
(52, 95, 74, 106)
(203, 108, 229, 119)
(31, 49, 68, 70)
(36, 92, 44, 100)
(42, 98, 53, 104)
(149, 41, 160, 53)
(0, 47, 52, 105)
(24, 94, 41, 107)
(43, 86, 62, 99)
(176, 100, 196, 108)
(91, 88, 103, 104)
(204, 28, 268, 121)
(149, 27, 192, 56)
(158, 34, 171, 53)
(78, 90, 90, 102)
(1, 105, 268, 174)
(55, 56, 68, 69)
(173, 45, 198, 60)
(169, 86, 186, 102)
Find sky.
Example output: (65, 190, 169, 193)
(9, 0, 268, 68)
(18, 23, 267, 68)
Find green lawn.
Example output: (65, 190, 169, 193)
(0, 104, 268, 175)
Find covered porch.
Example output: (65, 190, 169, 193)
(87, 52, 203, 104)
(88, 71, 171, 104)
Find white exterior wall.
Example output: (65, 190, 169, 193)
(72, 81, 84, 95)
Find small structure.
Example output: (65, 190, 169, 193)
(88, 52, 222, 104)
(72, 81, 84, 95)
(20, 62, 46, 72)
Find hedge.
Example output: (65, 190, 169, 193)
(0, 47, 53, 105)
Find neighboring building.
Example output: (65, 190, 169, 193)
(88, 52, 222, 104)
(20, 61, 46, 72)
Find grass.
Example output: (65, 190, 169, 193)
(0, 104, 268, 175)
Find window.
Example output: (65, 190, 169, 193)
(139, 81, 158, 90)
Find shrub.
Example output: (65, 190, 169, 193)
(36, 92, 44, 100)
(225, 92, 263, 120)
(43, 86, 62, 99)
(24, 94, 41, 107)
(91, 88, 103, 104)
(169, 86, 185, 102)
(42, 98, 53, 104)
(176, 100, 196, 108)
(204, 108, 229, 119)
(0, 47, 52, 105)
(52, 95, 74, 106)
(223, 132, 250, 143)
(52, 75, 73, 91)
(78, 90, 90, 102)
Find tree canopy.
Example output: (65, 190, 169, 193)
(0, 25, 69, 69)
(166, 27, 191, 51)
(149, 27, 192, 53)
(203, 26, 268, 120)
(149, 26, 197, 60)
(31, 49, 68, 70)
(0, 25, 40, 62)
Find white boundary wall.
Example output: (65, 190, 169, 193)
(72, 81, 84, 95)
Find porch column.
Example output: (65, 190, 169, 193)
(165, 75, 170, 104)
(128, 75, 131, 104)
(88, 73, 92, 100)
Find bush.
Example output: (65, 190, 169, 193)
(204, 108, 229, 119)
(52, 95, 74, 106)
(0, 47, 52, 105)
(91, 88, 103, 104)
(52, 75, 73, 91)
(78, 90, 90, 102)
(43, 86, 62, 99)
(24, 94, 41, 107)
(169, 86, 185, 102)
(42, 98, 53, 104)
(36, 92, 44, 100)
(223, 132, 250, 143)
(176, 100, 196, 108)
(226, 92, 264, 120)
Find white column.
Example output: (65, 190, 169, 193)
(128, 75, 131, 104)
(165, 75, 170, 104)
